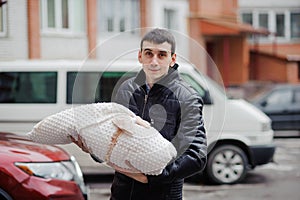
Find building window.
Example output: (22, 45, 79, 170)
(40, 0, 85, 34)
(0, 1, 7, 36)
(258, 13, 268, 29)
(291, 13, 300, 38)
(98, 0, 140, 33)
(61, 0, 69, 28)
(164, 8, 178, 30)
(276, 14, 285, 37)
(258, 13, 268, 38)
(241, 10, 300, 41)
(241, 13, 253, 25)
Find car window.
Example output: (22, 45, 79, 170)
(294, 89, 300, 103)
(266, 89, 293, 106)
(67, 71, 135, 104)
(179, 73, 213, 104)
(0, 72, 57, 103)
(180, 73, 206, 98)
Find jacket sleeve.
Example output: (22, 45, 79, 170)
(147, 93, 207, 184)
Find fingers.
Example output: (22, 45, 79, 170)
(69, 135, 76, 143)
(107, 161, 148, 183)
(125, 160, 142, 173)
(107, 161, 140, 174)
(122, 171, 148, 183)
(135, 116, 150, 128)
(69, 135, 89, 153)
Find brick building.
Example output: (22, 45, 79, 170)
(239, 0, 300, 84)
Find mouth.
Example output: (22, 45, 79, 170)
(148, 68, 160, 72)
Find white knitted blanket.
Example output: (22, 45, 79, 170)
(27, 102, 177, 175)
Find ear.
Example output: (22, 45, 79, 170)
(112, 115, 134, 135)
(138, 50, 142, 63)
(170, 53, 177, 67)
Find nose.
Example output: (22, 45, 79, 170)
(150, 54, 159, 66)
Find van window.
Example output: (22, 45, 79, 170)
(180, 73, 206, 97)
(67, 71, 135, 104)
(180, 73, 212, 104)
(0, 72, 57, 103)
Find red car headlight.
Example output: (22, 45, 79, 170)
(15, 161, 74, 180)
(15, 157, 86, 194)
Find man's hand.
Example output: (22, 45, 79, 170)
(121, 171, 148, 184)
(69, 135, 89, 153)
(108, 160, 148, 184)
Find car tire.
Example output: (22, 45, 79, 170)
(0, 188, 13, 200)
(205, 145, 248, 184)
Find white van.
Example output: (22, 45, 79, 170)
(0, 60, 275, 184)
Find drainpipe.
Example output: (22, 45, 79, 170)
(86, 0, 97, 59)
(272, 32, 277, 55)
(27, 0, 41, 59)
(223, 37, 230, 87)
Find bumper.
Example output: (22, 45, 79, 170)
(11, 177, 86, 200)
(249, 144, 276, 166)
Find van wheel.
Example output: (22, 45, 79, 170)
(205, 145, 248, 184)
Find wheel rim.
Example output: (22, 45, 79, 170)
(212, 149, 244, 183)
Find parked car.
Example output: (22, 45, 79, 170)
(0, 132, 87, 200)
(251, 84, 300, 134)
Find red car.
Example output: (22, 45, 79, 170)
(0, 132, 87, 200)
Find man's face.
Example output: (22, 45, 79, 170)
(138, 41, 176, 86)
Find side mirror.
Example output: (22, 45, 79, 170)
(261, 101, 267, 107)
(203, 90, 213, 105)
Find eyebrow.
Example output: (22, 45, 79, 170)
(142, 48, 170, 54)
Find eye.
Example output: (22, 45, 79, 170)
(144, 51, 153, 57)
(158, 53, 167, 58)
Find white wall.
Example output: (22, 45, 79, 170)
(239, 0, 300, 8)
(0, 0, 28, 60)
(97, 32, 141, 61)
(41, 34, 88, 60)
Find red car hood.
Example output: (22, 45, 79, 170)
(0, 132, 70, 162)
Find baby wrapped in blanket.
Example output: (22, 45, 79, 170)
(27, 102, 177, 175)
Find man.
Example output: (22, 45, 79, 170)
(110, 28, 207, 200)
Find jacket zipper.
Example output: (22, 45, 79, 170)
(141, 94, 148, 118)
(140, 85, 149, 119)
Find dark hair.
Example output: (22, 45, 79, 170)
(140, 28, 176, 54)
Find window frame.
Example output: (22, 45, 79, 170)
(40, 0, 85, 35)
(98, 0, 140, 34)
(240, 9, 300, 42)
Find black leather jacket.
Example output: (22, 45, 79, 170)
(111, 64, 207, 200)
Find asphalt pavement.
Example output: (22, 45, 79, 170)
(82, 138, 300, 200)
